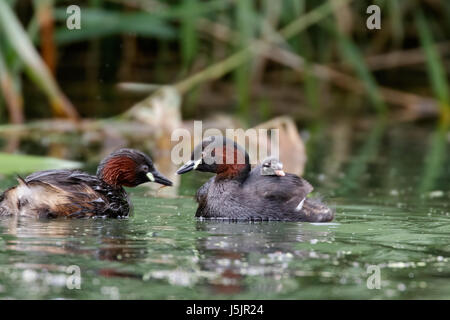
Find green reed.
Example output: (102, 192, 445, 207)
(0, 0, 449, 123)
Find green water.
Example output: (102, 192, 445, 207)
(0, 123, 449, 299)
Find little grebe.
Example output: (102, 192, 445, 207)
(0, 148, 172, 218)
(176, 136, 334, 222)
(260, 157, 285, 177)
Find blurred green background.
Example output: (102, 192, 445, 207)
(0, 0, 449, 125)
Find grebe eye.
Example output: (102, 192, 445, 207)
(142, 165, 149, 172)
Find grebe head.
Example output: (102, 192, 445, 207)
(260, 157, 285, 176)
(176, 136, 250, 181)
(97, 148, 172, 187)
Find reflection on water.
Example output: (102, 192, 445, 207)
(0, 123, 449, 299)
(0, 216, 147, 261)
(195, 220, 334, 295)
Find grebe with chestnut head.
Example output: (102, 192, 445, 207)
(0, 148, 172, 218)
(177, 136, 334, 222)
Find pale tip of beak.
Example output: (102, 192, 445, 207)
(275, 170, 285, 177)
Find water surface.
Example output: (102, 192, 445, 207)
(0, 123, 449, 299)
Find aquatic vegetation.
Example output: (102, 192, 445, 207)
(0, 0, 448, 123)
(0, 0, 78, 121)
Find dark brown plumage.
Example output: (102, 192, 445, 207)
(0, 148, 172, 218)
(177, 136, 334, 222)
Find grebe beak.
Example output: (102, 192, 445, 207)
(176, 158, 201, 174)
(274, 170, 285, 177)
(147, 170, 173, 186)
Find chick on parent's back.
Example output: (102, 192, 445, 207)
(177, 136, 334, 222)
